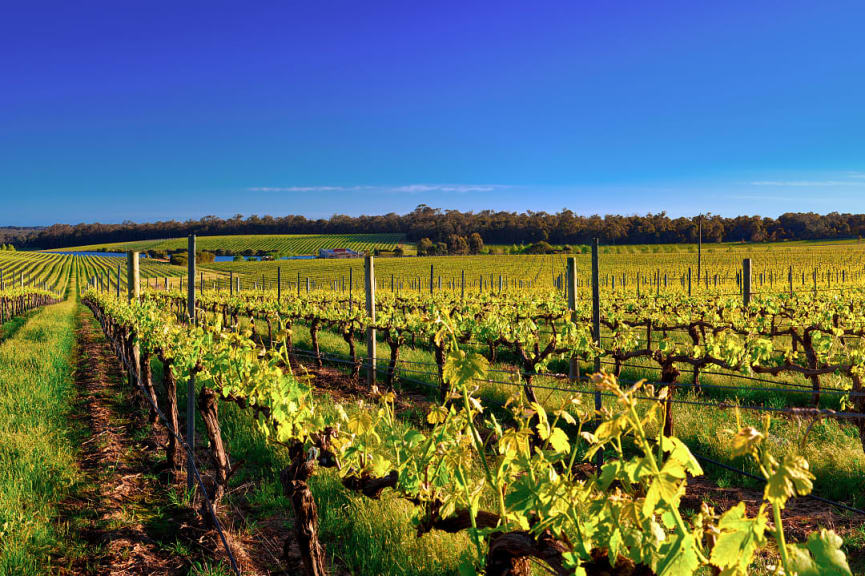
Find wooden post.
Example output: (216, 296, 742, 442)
(430, 264, 434, 295)
(298, 272, 301, 296)
(277, 266, 282, 301)
(126, 250, 142, 485)
(687, 267, 692, 297)
(349, 267, 353, 313)
(365, 256, 376, 387)
(126, 251, 140, 301)
(229, 271, 233, 296)
(697, 214, 702, 281)
(567, 257, 579, 383)
(186, 234, 196, 492)
(788, 266, 793, 295)
(116, 265, 121, 298)
(461, 269, 465, 300)
(743, 259, 752, 306)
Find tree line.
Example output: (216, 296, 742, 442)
(15, 206, 865, 249)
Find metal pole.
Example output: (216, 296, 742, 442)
(365, 256, 376, 387)
(743, 258, 752, 306)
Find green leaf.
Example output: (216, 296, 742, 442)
(655, 533, 700, 576)
(548, 427, 570, 454)
(443, 349, 489, 387)
(787, 529, 851, 576)
(764, 454, 814, 507)
(708, 502, 767, 575)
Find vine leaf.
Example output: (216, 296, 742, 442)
(764, 454, 814, 508)
(708, 502, 767, 575)
(787, 529, 852, 576)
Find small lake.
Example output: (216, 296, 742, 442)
(213, 255, 317, 262)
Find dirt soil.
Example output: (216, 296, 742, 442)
(53, 306, 263, 575)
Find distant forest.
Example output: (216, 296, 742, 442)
(14, 206, 865, 249)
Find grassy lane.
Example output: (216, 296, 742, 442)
(0, 298, 78, 575)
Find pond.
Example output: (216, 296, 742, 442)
(213, 255, 317, 262)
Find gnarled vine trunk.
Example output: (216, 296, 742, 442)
(198, 386, 231, 508)
(281, 446, 328, 576)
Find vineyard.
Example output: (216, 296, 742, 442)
(3, 246, 865, 575)
(190, 241, 865, 297)
(52, 233, 409, 257)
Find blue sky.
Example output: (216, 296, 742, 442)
(2, 0, 865, 225)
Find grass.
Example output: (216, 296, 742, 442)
(0, 297, 79, 575)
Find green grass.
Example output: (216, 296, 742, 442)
(52, 233, 410, 256)
(0, 298, 78, 575)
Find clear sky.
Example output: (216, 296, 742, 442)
(2, 0, 865, 225)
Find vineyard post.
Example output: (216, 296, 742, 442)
(349, 267, 353, 313)
(697, 214, 702, 281)
(461, 269, 465, 300)
(200, 271, 204, 294)
(430, 264, 434, 295)
(277, 266, 282, 301)
(126, 251, 140, 301)
(743, 259, 752, 306)
(566, 256, 579, 383)
(229, 271, 233, 296)
(687, 267, 692, 296)
(116, 265, 121, 298)
(591, 239, 602, 465)
(788, 266, 793, 295)
(365, 255, 376, 387)
(186, 234, 196, 492)
(126, 250, 143, 477)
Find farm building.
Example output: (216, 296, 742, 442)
(318, 247, 362, 259)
